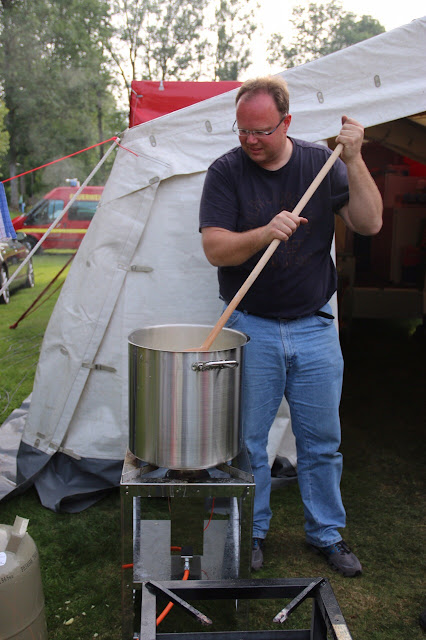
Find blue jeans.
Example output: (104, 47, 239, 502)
(226, 303, 346, 547)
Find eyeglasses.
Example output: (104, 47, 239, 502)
(232, 115, 287, 138)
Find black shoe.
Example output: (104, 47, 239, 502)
(419, 610, 426, 631)
(252, 538, 264, 571)
(309, 540, 362, 577)
(271, 456, 297, 479)
(271, 457, 298, 489)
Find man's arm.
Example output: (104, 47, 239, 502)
(202, 211, 308, 267)
(336, 116, 383, 235)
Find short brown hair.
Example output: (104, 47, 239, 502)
(236, 76, 290, 116)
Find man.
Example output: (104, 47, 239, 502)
(199, 76, 382, 576)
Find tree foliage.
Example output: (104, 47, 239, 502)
(213, 0, 257, 80)
(108, 0, 210, 92)
(267, 1, 385, 68)
(0, 100, 9, 162)
(108, 0, 258, 95)
(0, 0, 258, 205)
(0, 0, 122, 205)
(146, 0, 209, 81)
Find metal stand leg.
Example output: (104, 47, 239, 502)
(121, 487, 135, 640)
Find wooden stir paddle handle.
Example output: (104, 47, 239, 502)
(191, 143, 343, 352)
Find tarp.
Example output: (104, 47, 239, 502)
(1, 17, 425, 511)
(0, 182, 16, 240)
(129, 80, 242, 127)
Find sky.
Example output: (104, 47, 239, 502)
(245, 0, 426, 77)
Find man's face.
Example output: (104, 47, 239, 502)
(235, 92, 291, 170)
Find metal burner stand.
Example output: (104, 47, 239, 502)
(121, 448, 255, 640)
(139, 577, 353, 639)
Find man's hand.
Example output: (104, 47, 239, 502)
(202, 211, 308, 267)
(265, 210, 308, 244)
(336, 116, 364, 165)
(335, 115, 383, 236)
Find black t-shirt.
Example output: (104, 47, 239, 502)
(199, 138, 349, 319)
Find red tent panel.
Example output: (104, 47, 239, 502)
(129, 80, 241, 127)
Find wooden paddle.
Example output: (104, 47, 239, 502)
(189, 143, 343, 352)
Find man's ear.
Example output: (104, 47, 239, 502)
(283, 114, 292, 133)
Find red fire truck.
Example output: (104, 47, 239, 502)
(13, 185, 104, 251)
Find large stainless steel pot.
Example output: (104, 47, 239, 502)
(128, 324, 249, 470)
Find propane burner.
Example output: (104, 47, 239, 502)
(165, 468, 211, 481)
(120, 447, 255, 639)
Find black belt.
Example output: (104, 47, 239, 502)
(239, 309, 335, 321)
(315, 310, 335, 320)
(276, 310, 335, 321)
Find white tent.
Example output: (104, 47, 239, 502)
(2, 17, 425, 511)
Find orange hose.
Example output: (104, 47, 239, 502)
(156, 569, 190, 626)
(203, 498, 215, 531)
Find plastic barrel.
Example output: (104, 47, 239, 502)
(0, 516, 48, 640)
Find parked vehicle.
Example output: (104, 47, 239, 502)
(12, 186, 104, 251)
(0, 232, 35, 304)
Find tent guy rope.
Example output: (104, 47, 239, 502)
(1, 136, 120, 184)
(9, 254, 75, 330)
(0, 136, 120, 299)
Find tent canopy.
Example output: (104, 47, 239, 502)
(129, 80, 241, 127)
(2, 17, 425, 511)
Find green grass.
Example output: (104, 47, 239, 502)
(1, 487, 122, 639)
(0, 268, 425, 639)
(0, 253, 72, 418)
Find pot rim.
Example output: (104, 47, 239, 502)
(128, 323, 249, 353)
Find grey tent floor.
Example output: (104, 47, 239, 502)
(0, 394, 31, 500)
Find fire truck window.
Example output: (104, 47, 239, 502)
(68, 202, 98, 221)
(50, 200, 65, 219)
(27, 201, 50, 225)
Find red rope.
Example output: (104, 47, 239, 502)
(2, 137, 119, 183)
(9, 254, 74, 329)
(116, 142, 139, 157)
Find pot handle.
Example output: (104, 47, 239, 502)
(191, 360, 239, 372)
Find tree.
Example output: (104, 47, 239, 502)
(0, 100, 9, 163)
(0, 0, 120, 205)
(267, 1, 385, 69)
(109, 0, 210, 98)
(0, 0, 45, 205)
(213, 0, 257, 81)
(107, 0, 151, 94)
(108, 0, 258, 98)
